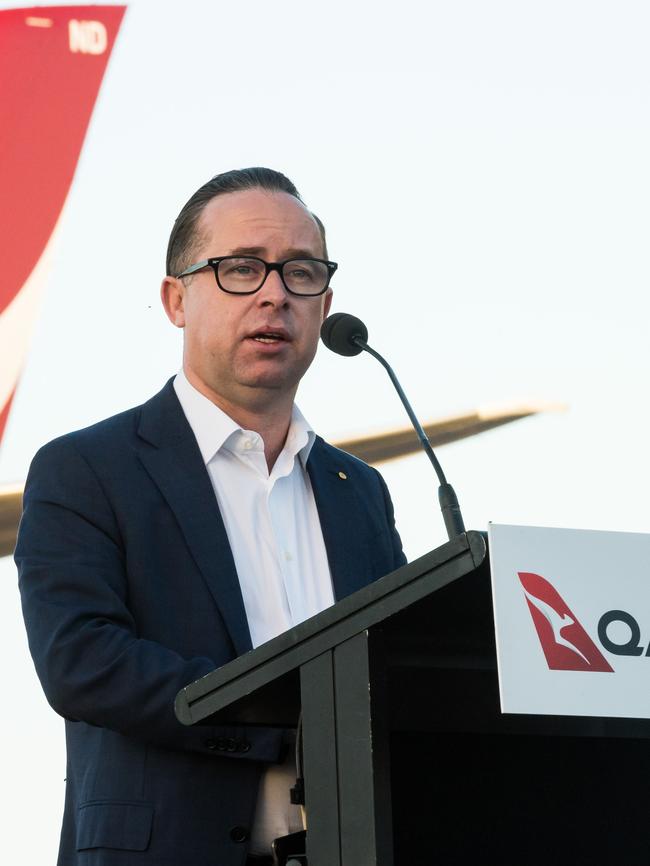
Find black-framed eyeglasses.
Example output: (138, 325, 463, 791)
(174, 256, 338, 297)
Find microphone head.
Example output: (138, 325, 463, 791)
(320, 313, 368, 357)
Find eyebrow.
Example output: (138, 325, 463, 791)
(227, 246, 322, 260)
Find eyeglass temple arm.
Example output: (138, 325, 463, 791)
(174, 260, 210, 279)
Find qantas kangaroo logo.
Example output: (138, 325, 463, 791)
(518, 572, 614, 672)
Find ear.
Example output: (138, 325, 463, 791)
(322, 287, 333, 320)
(160, 276, 186, 328)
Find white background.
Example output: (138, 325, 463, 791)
(490, 523, 650, 717)
(1, 1, 649, 861)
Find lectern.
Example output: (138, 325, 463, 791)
(175, 531, 650, 865)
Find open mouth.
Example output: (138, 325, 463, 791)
(252, 332, 285, 343)
(249, 329, 290, 344)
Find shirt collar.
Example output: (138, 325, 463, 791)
(173, 370, 315, 467)
(285, 403, 316, 469)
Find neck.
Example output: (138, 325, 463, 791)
(183, 368, 295, 470)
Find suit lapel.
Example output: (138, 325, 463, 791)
(308, 437, 373, 600)
(136, 381, 252, 656)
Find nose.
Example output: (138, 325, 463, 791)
(256, 267, 290, 307)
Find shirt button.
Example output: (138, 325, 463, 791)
(243, 440, 253, 450)
(230, 825, 249, 843)
(284, 550, 293, 561)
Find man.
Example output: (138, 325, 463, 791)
(16, 167, 405, 866)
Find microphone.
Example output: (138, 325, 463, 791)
(321, 312, 465, 541)
(319, 312, 368, 356)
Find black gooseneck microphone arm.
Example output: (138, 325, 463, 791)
(320, 312, 465, 541)
(351, 335, 465, 541)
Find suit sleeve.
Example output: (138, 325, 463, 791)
(15, 437, 282, 763)
(375, 467, 408, 569)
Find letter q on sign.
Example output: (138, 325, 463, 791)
(597, 610, 645, 657)
(68, 20, 108, 55)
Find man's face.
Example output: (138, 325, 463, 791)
(163, 188, 332, 412)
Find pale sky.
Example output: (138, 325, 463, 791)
(2, 1, 649, 861)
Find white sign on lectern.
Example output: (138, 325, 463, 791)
(488, 523, 650, 719)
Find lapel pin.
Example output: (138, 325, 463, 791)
(338, 471, 348, 480)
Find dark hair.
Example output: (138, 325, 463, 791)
(166, 167, 328, 276)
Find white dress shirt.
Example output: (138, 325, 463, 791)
(173, 371, 334, 852)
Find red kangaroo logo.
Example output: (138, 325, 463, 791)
(518, 572, 613, 672)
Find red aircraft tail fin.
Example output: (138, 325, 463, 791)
(0, 5, 126, 444)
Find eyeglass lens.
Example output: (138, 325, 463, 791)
(217, 257, 329, 295)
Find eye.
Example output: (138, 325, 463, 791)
(286, 262, 317, 281)
(290, 268, 312, 280)
(220, 258, 265, 280)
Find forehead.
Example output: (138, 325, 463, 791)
(196, 188, 324, 257)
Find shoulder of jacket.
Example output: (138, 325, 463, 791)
(311, 435, 380, 478)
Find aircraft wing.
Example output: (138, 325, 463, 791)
(334, 402, 557, 464)
(0, 485, 23, 560)
(0, 402, 558, 558)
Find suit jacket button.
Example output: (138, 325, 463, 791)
(205, 738, 218, 750)
(238, 740, 251, 753)
(217, 737, 227, 750)
(226, 737, 237, 752)
(230, 825, 249, 843)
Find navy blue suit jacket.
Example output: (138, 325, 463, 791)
(16, 379, 406, 866)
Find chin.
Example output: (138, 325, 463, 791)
(241, 367, 305, 394)
(243, 374, 296, 392)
